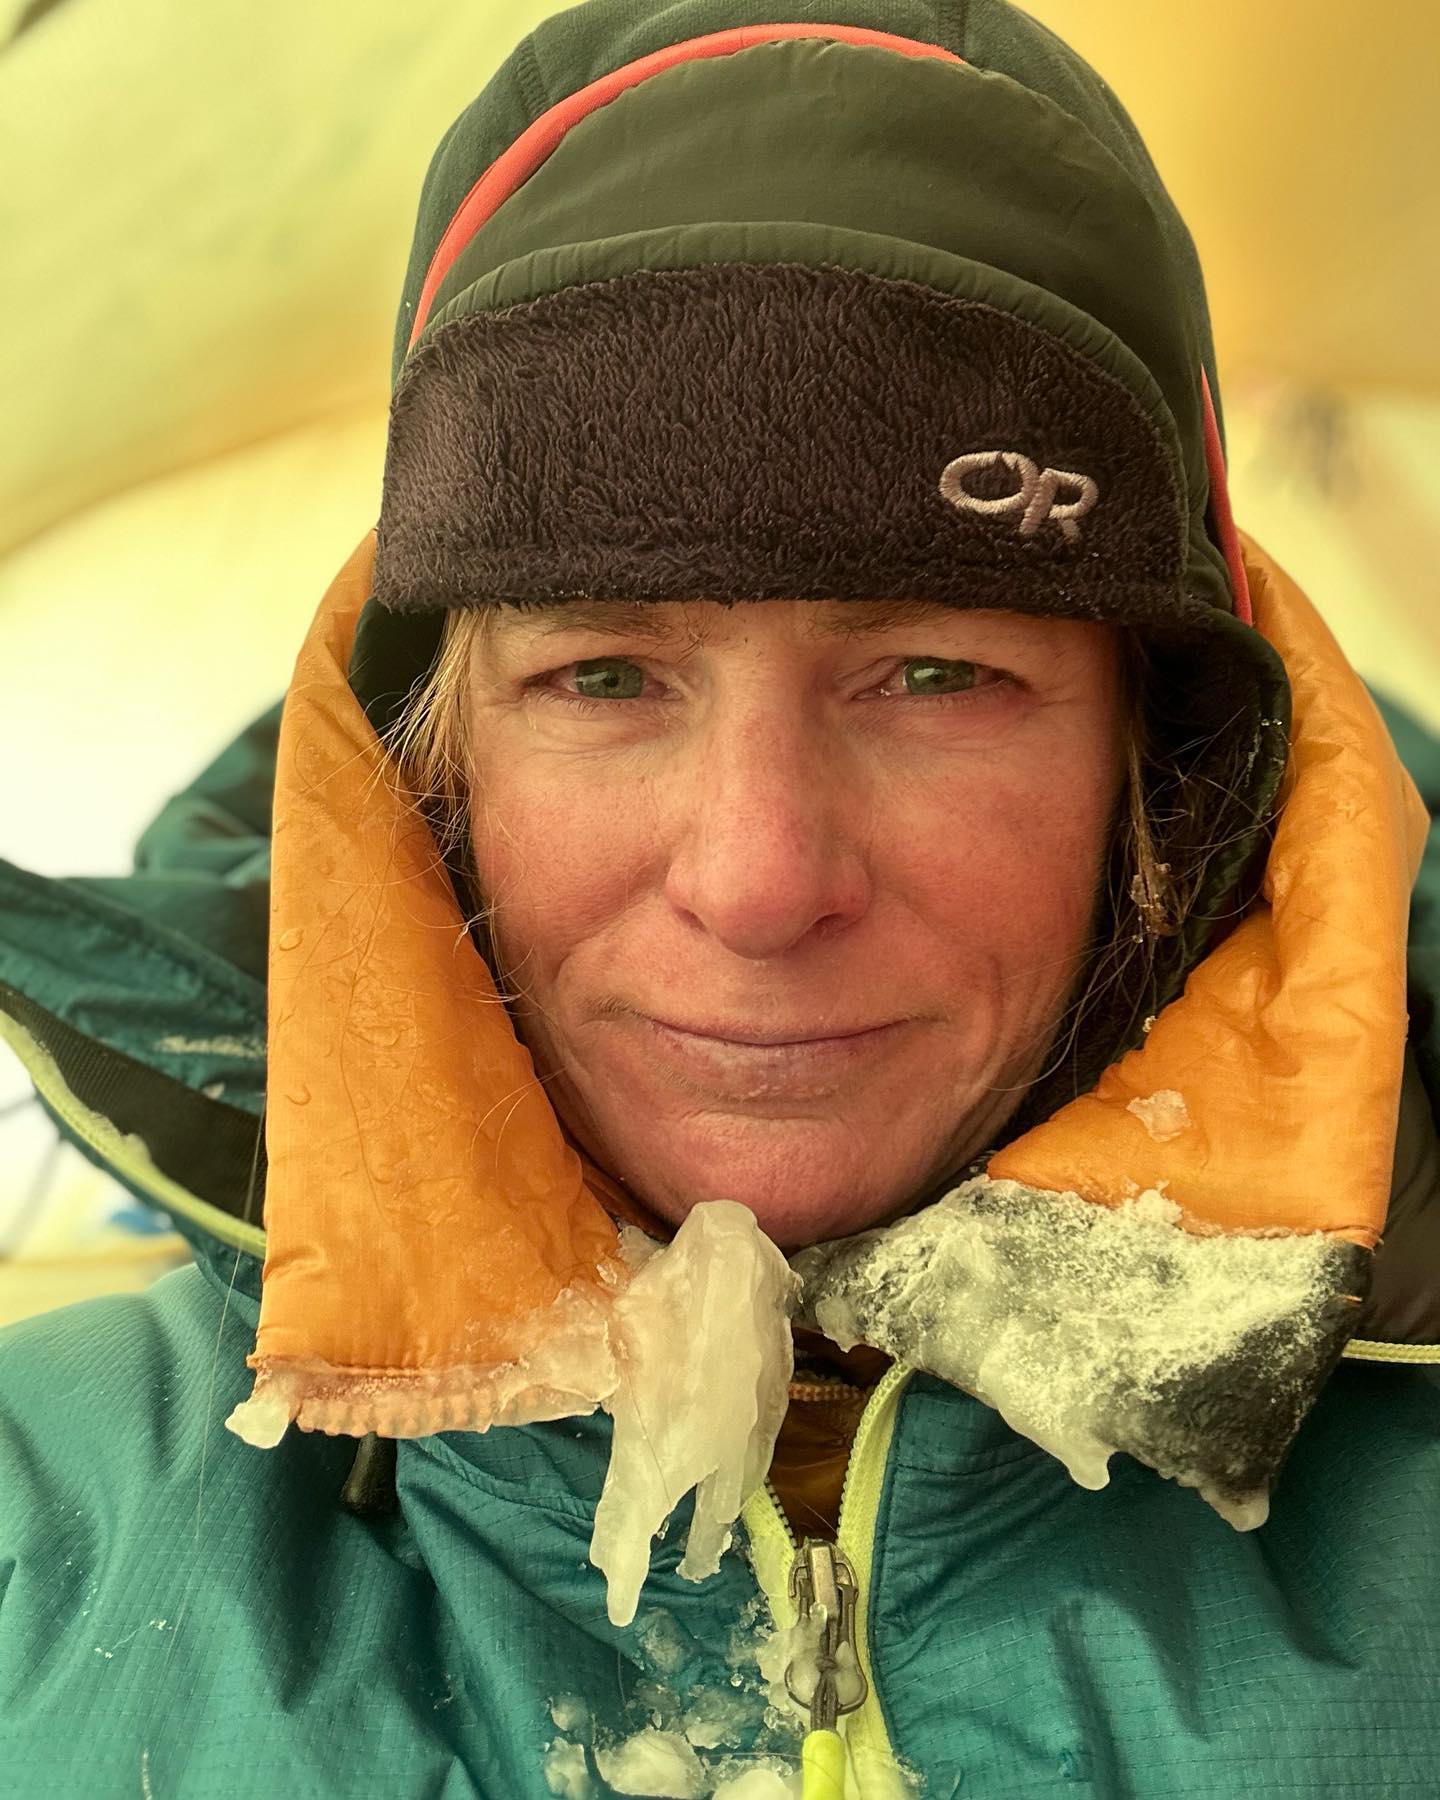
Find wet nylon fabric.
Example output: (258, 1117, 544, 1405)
(871, 1368, 1440, 1796)
(251, 534, 621, 1426)
(2, 1257, 1438, 1796)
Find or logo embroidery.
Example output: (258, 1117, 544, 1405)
(939, 451, 1099, 543)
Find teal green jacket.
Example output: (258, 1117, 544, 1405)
(1, 1245, 1438, 1798)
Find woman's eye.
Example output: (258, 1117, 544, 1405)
(896, 657, 983, 697)
(567, 658, 647, 700)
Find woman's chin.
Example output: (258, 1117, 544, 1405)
(602, 1113, 947, 1250)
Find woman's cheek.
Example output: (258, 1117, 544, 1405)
(916, 766, 1110, 960)
(475, 769, 652, 977)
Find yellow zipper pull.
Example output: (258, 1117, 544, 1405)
(786, 1538, 867, 1794)
(801, 1726, 849, 1799)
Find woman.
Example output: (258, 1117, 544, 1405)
(2, 2, 1438, 1795)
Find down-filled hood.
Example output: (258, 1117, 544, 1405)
(226, 520, 1428, 1623)
(3, 0, 1425, 1632)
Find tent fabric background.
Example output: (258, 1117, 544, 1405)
(1, 0, 1437, 1321)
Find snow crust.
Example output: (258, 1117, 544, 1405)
(542, 1738, 593, 1798)
(545, 1722, 802, 1798)
(550, 1695, 591, 1736)
(227, 1274, 622, 1446)
(541, 1593, 811, 1797)
(709, 1773, 799, 1799)
(590, 1201, 799, 1627)
(548, 1728, 800, 1800)
(794, 1175, 1359, 1528)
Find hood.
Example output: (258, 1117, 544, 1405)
(214, 0, 1428, 1622)
(223, 519, 1428, 1624)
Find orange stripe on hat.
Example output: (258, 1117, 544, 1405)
(407, 23, 966, 349)
(990, 531, 1429, 1247)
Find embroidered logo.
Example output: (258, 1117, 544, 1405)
(939, 451, 1100, 543)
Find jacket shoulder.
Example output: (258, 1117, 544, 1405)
(0, 1264, 355, 1603)
(132, 697, 281, 884)
(0, 1265, 252, 1479)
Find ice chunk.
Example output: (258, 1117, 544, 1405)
(591, 1201, 799, 1627)
(636, 1610, 689, 1678)
(233, 1205, 793, 1628)
(594, 1728, 707, 1797)
(710, 1771, 801, 1798)
(682, 1687, 754, 1750)
(794, 1176, 1365, 1527)
(1126, 1089, 1190, 1141)
(550, 1695, 590, 1735)
(543, 1737, 594, 1799)
(225, 1389, 294, 1450)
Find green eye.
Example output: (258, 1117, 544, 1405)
(571, 658, 646, 700)
(901, 658, 980, 696)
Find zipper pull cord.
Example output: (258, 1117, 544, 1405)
(802, 1726, 849, 1800)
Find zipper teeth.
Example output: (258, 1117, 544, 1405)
(834, 1361, 909, 1546)
(760, 1361, 911, 1557)
(788, 1378, 870, 1404)
(763, 1359, 909, 1557)
(763, 1473, 799, 1551)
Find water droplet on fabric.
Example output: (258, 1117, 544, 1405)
(277, 928, 305, 950)
(287, 1085, 311, 1106)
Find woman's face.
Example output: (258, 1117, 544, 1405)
(467, 599, 1125, 1249)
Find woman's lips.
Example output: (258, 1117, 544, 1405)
(647, 1016, 899, 1046)
(635, 1015, 907, 1097)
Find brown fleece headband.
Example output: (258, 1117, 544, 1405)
(373, 261, 1194, 624)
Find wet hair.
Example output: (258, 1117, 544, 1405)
(381, 607, 1258, 1142)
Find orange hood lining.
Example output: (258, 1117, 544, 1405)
(991, 529, 1428, 1244)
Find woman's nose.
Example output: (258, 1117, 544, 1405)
(662, 717, 873, 959)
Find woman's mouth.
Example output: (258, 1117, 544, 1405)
(647, 1016, 901, 1046)
(635, 1015, 908, 1099)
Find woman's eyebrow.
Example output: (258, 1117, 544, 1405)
(517, 601, 697, 642)
(807, 598, 963, 638)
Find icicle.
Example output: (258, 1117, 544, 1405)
(590, 1201, 798, 1627)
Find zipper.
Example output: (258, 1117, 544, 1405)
(1343, 1337, 1440, 1364)
(742, 1362, 914, 1797)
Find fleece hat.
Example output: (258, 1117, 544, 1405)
(349, 0, 1291, 1070)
